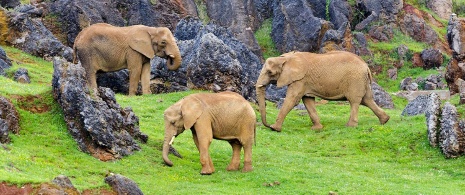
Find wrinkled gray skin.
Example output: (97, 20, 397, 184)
(162, 92, 256, 175)
(73, 23, 181, 95)
(256, 51, 390, 131)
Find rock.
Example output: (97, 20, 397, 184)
(271, 0, 330, 53)
(253, 0, 273, 20)
(0, 96, 20, 144)
(368, 24, 393, 42)
(400, 7, 438, 45)
(0, 46, 12, 76)
(320, 22, 355, 53)
(0, 0, 20, 9)
(328, 0, 351, 30)
(151, 0, 187, 30)
(37, 175, 80, 195)
(14, 4, 44, 17)
(352, 32, 372, 56)
(372, 82, 394, 109)
(357, 0, 403, 18)
(445, 58, 465, 95)
(439, 102, 465, 158)
(52, 57, 147, 161)
(447, 13, 465, 57)
(355, 11, 378, 31)
(105, 173, 144, 195)
(153, 17, 262, 101)
(400, 77, 418, 91)
(412, 53, 424, 68)
(13, 68, 30, 83)
(421, 48, 443, 70)
(401, 95, 429, 116)
(426, 0, 452, 19)
(6, 10, 73, 61)
(460, 92, 465, 105)
(387, 67, 397, 80)
(206, 0, 263, 58)
(395, 90, 450, 101)
(425, 93, 441, 147)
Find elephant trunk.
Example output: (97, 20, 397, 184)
(162, 132, 176, 166)
(256, 85, 271, 128)
(166, 45, 181, 71)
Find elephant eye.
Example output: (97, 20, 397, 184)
(160, 40, 167, 46)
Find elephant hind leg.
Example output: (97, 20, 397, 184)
(227, 140, 241, 171)
(302, 97, 323, 129)
(346, 99, 361, 127)
(361, 96, 390, 125)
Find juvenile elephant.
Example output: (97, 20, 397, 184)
(162, 91, 256, 175)
(256, 51, 390, 131)
(73, 23, 181, 95)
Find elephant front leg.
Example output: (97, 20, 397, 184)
(302, 97, 323, 129)
(271, 85, 304, 132)
(193, 123, 215, 175)
(227, 140, 241, 171)
(140, 62, 152, 94)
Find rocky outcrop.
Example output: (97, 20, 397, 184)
(52, 57, 148, 161)
(426, 0, 452, 19)
(6, 8, 73, 61)
(0, 46, 12, 76)
(152, 17, 262, 101)
(105, 173, 144, 195)
(206, 0, 262, 58)
(439, 103, 465, 158)
(400, 5, 438, 45)
(425, 93, 441, 147)
(445, 14, 465, 95)
(0, 96, 20, 144)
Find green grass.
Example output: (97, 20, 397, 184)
(255, 19, 280, 59)
(1, 34, 465, 194)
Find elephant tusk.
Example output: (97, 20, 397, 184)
(169, 135, 175, 145)
(168, 54, 175, 58)
(256, 84, 264, 88)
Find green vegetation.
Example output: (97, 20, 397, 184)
(255, 19, 280, 59)
(194, 0, 210, 24)
(453, 0, 465, 17)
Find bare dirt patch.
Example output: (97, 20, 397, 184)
(10, 95, 51, 113)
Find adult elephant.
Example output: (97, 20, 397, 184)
(256, 51, 390, 132)
(73, 23, 181, 95)
(162, 92, 256, 175)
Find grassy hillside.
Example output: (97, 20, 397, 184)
(2, 10, 465, 193)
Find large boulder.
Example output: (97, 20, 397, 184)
(0, 96, 20, 144)
(425, 93, 441, 147)
(105, 173, 144, 195)
(271, 0, 330, 53)
(445, 14, 465, 95)
(0, 0, 20, 9)
(400, 5, 438, 45)
(420, 48, 443, 70)
(6, 9, 73, 61)
(401, 95, 429, 116)
(0, 46, 12, 76)
(372, 82, 394, 109)
(205, 0, 262, 58)
(52, 57, 148, 161)
(426, 0, 452, 19)
(153, 17, 262, 101)
(439, 102, 465, 158)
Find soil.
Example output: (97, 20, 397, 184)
(0, 182, 117, 195)
(10, 95, 51, 113)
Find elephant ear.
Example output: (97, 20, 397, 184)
(277, 55, 306, 88)
(181, 96, 204, 130)
(129, 29, 155, 59)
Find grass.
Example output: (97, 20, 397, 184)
(255, 19, 280, 59)
(1, 25, 465, 194)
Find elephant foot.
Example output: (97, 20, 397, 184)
(311, 124, 323, 130)
(345, 121, 358, 127)
(270, 124, 282, 132)
(380, 115, 390, 125)
(200, 167, 215, 175)
(241, 162, 253, 172)
(226, 164, 240, 171)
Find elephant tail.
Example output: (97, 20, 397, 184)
(367, 67, 373, 84)
(72, 46, 78, 64)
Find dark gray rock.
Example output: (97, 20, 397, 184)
(400, 77, 418, 91)
(13, 68, 30, 83)
(253, 0, 273, 20)
(355, 11, 378, 31)
(7, 11, 73, 61)
(271, 0, 329, 53)
(372, 82, 394, 109)
(153, 17, 262, 101)
(425, 93, 441, 147)
(105, 173, 144, 195)
(447, 14, 465, 56)
(14, 4, 44, 17)
(52, 175, 76, 190)
(387, 67, 397, 80)
(0, 0, 20, 9)
(49, 0, 126, 46)
(0, 46, 12, 76)
(439, 102, 465, 158)
(357, 0, 403, 18)
(368, 24, 393, 42)
(401, 95, 429, 116)
(400, 12, 438, 45)
(352, 32, 372, 56)
(52, 57, 147, 161)
(0, 96, 20, 144)
(328, 0, 351, 30)
(421, 48, 443, 70)
(206, 0, 262, 57)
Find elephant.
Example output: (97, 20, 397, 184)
(162, 91, 256, 175)
(256, 51, 390, 132)
(73, 23, 181, 95)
